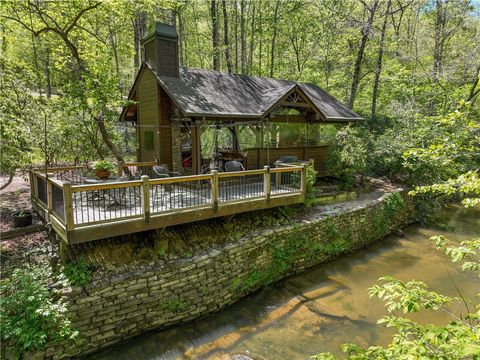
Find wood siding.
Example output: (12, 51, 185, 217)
(138, 70, 159, 162)
(158, 87, 173, 169)
(245, 146, 329, 176)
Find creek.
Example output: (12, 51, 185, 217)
(91, 205, 479, 359)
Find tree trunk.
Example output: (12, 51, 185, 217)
(467, 64, 480, 103)
(234, 0, 239, 72)
(248, 3, 256, 75)
(240, 0, 246, 74)
(44, 48, 52, 98)
(133, 12, 146, 70)
(258, 2, 263, 76)
(222, 0, 232, 73)
(0, 174, 14, 191)
(269, 0, 281, 78)
(371, 0, 391, 119)
(433, 0, 446, 82)
(211, 0, 220, 71)
(178, 7, 186, 66)
(348, 0, 379, 109)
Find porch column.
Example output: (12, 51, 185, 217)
(192, 120, 202, 174)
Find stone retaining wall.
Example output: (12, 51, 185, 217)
(17, 191, 414, 359)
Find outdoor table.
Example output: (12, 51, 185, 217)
(83, 176, 127, 207)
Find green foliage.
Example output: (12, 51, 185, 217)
(371, 193, 404, 238)
(164, 298, 189, 313)
(0, 266, 78, 355)
(326, 126, 367, 189)
(0, 58, 35, 177)
(314, 172, 479, 360)
(91, 160, 115, 172)
(305, 165, 318, 200)
(63, 258, 92, 287)
(230, 217, 363, 293)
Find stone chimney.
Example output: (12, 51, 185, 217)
(143, 22, 179, 77)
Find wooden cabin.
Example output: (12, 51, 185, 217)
(29, 23, 362, 245)
(120, 22, 362, 177)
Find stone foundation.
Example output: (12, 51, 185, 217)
(7, 190, 414, 359)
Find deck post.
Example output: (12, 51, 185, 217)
(142, 175, 151, 224)
(264, 166, 271, 204)
(211, 170, 219, 212)
(28, 170, 35, 207)
(47, 178, 53, 221)
(300, 164, 307, 200)
(63, 182, 74, 233)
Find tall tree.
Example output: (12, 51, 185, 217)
(133, 11, 146, 70)
(269, 0, 281, 78)
(222, 0, 232, 73)
(371, 0, 392, 119)
(240, 0, 247, 74)
(348, 0, 380, 109)
(211, 0, 220, 70)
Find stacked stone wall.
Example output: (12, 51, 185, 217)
(13, 191, 414, 359)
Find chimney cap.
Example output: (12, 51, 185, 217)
(143, 22, 178, 43)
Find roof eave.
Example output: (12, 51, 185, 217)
(187, 113, 263, 120)
(324, 116, 364, 122)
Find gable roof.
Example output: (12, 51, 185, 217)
(124, 62, 362, 121)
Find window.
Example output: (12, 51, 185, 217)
(144, 131, 154, 151)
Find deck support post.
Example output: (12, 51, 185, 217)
(264, 166, 271, 204)
(211, 170, 219, 213)
(63, 182, 74, 234)
(58, 238, 68, 265)
(29, 170, 39, 215)
(47, 178, 53, 221)
(301, 164, 307, 201)
(142, 175, 151, 224)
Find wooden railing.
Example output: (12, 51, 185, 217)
(29, 164, 306, 244)
(117, 161, 157, 178)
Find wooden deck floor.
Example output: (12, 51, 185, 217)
(30, 165, 306, 244)
(72, 181, 297, 225)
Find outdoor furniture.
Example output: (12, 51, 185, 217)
(153, 165, 181, 209)
(153, 165, 180, 179)
(272, 155, 299, 168)
(83, 177, 127, 207)
(225, 160, 245, 172)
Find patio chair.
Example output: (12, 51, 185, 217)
(152, 165, 180, 210)
(224, 161, 246, 200)
(271, 156, 299, 190)
(224, 160, 245, 172)
(153, 165, 181, 179)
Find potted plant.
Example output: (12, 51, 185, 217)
(92, 160, 115, 180)
(12, 210, 33, 228)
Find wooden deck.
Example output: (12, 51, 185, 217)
(30, 164, 306, 244)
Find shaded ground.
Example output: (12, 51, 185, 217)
(0, 174, 49, 275)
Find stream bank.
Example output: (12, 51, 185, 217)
(4, 189, 414, 359)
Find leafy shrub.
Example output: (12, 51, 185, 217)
(326, 126, 367, 189)
(0, 266, 78, 355)
(63, 258, 92, 287)
(305, 164, 318, 199)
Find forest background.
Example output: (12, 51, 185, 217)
(1, 0, 479, 189)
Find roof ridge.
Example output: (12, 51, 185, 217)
(179, 66, 296, 84)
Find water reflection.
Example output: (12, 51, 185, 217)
(90, 205, 480, 360)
